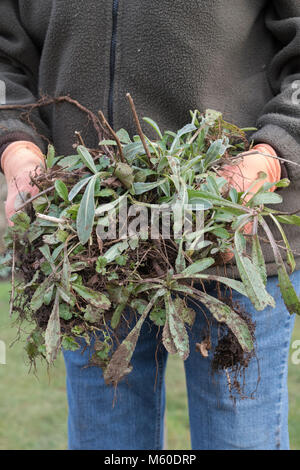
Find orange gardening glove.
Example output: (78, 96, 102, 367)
(1, 141, 45, 226)
(219, 143, 281, 262)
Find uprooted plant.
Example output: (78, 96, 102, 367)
(2, 94, 300, 397)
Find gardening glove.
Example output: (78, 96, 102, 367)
(220, 143, 281, 200)
(1, 141, 45, 226)
(219, 143, 281, 262)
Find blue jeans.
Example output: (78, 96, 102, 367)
(63, 272, 298, 450)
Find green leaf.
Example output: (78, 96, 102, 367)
(83, 305, 102, 324)
(68, 176, 92, 201)
(39, 244, 54, 266)
(76, 175, 98, 244)
(250, 192, 282, 205)
(10, 212, 31, 232)
(123, 141, 145, 162)
(175, 239, 186, 273)
(57, 154, 80, 168)
(104, 291, 165, 385)
(188, 198, 213, 210)
(45, 291, 61, 364)
(201, 293, 254, 352)
(275, 214, 300, 227)
(95, 193, 128, 216)
(251, 235, 267, 285)
(44, 284, 55, 305)
(115, 254, 128, 266)
(170, 124, 196, 153)
(61, 336, 80, 351)
(174, 274, 247, 297)
(57, 286, 76, 307)
(52, 243, 64, 261)
(163, 293, 189, 360)
(234, 231, 275, 311)
(32, 195, 48, 213)
(229, 188, 238, 203)
(174, 298, 195, 327)
(59, 303, 73, 321)
(46, 144, 55, 169)
(275, 178, 290, 188)
(96, 188, 115, 198)
(62, 248, 71, 294)
(103, 240, 129, 263)
(205, 138, 229, 166)
(72, 284, 111, 310)
(211, 227, 230, 239)
(77, 145, 98, 174)
(181, 258, 215, 276)
(188, 189, 245, 211)
(205, 109, 223, 124)
(269, 214, 296, 273)
(133, 179, 166, 195)
(99, 139, 118, 146)
(30, 278, 52, 312)
(277, 264, 300, 315)
(259, 216, 300, 316)
(143, 117, 163, 139)
(174, 286, 254, 353)
(116, 128, 131, 144)
(115, 162, 134, 189)
(111, 303, 127, 329)
(149, 306, 166, 326)
(205, 174, 221, 195)
(55, 180, 69, 202)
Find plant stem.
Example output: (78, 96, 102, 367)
(98, 110, 126, 163)
(36, 213, 66, 224)
(0, 95, 105, 143)
(9, 235, 16, 317)
(16, 186, 55, 212)
(238, 150, 300, 168)
(126, 93, 153, 168)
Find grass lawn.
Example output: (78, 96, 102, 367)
(0, 281, 299, 450)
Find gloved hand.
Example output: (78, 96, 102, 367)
(1, 141, 45, 225)
(220, 143, 281, 201)
(219, 143, 281, 262)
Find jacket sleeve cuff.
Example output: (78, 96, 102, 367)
(0, 117, 47, 172)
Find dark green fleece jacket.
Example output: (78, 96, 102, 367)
(0, 0, 300, 276)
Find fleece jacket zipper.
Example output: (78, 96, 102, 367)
(108, 0, 119, 127)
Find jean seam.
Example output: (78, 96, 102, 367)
(275, 315, 291, 450)
(154, 350, 164, 450)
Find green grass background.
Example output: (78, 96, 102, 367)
(0, 281, 299, 450)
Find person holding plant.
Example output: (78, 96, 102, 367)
(0, 0, 299, 450)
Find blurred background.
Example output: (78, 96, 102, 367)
(0, 172, 299, 449)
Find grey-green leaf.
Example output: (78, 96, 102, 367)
(45, 291, 61, 364)
(104, 292, 163, 385)
(251, 234, 267, 285)
(174, 286, 254, 353)
(163, 293, 189, 360)
(77, 145, 98, 174)
(55, 180, 69, 202)
(251, 192, 282, 205)
(76, 175, 97, 244)
(68, 176, 92, 201)
(72, 284, 111, 310)
(143, 117, 163, 139)
(234, 231, 275, 311)
(133, 179, 166, 195)
(181, 258, 215, 276)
